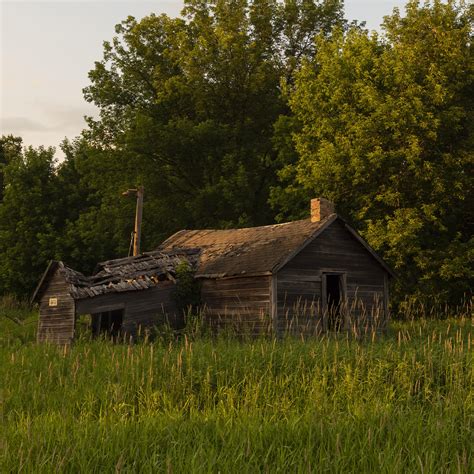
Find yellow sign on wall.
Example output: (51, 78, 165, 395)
(49, 297, 58, 307)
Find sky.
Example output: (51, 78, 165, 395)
(1, 0, 408, 156)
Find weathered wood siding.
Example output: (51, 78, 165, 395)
(201, 276, 272, 335)
(76, 281, 181, 335)
(275, 270, 322, 335)
(277, 219, 388, 334)
(37, 269, 75, 344)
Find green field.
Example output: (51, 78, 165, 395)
(1, 301, 472, 473)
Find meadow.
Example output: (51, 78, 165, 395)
(0, 298, 472, 473)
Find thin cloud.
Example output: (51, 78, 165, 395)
(1, 103, 97, 135)
(1, 117, 50, 133)
(38, 103, 98, 131)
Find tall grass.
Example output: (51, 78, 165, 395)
(0, 295, 37, 345)
(0, 300, 473, 472)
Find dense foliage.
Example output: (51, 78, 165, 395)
(0, 0, 471, 305)
(172, 261, 202, 315)
(80, 0, 344, 236)
(0, 139, 67, 295)
(273, 0, 474, 304)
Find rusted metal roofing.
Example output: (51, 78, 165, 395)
(32, 249, 199, 302)
(159, 215, 336, 278)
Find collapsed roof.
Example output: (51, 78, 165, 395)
(32, 248, 199, 302)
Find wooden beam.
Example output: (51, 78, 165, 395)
(31, 260, 58, 304)
(383, 273, 390, 325)
(321, 274, 328, 332)
(270, 274, 278, 337)
(341, 273, 349, 331)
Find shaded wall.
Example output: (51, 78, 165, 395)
(201, 275, 272, 335)
(37, 269, 75, 344)
(277, 219, 389, 334)
(76, 281, 182, 335)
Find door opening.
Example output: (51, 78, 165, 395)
(326, 274, 343, 331)
(91, 309, 123, 339)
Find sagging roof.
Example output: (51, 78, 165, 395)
(159, 214, 333, 278)
(159, 214, 395, 279)
(32, 248, 199, 302)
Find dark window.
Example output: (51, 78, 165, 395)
(91, 309, 123, 339)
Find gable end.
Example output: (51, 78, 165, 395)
(274, 216, 395, 278)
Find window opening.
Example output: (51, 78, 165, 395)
(91, 309, 123, 339)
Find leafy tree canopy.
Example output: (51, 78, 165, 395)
(82, 0, 344, 241)
(1, 0, 471, 307)
(0, 135, 23, 202)
(0, 144, 62, 296)
(0, 1, 345, 297)
(272, 0, 473, 303)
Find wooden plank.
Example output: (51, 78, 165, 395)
(270, 274, 277, 336)
(321, 274, 328, 331)
(342, 222, 396, 277)
(383, 273, 390, 325)
(37, 268, 75, 344)
(202, 289, 270, 299)
(272, 215, 337, 273)
(200, 275, 272, 335)
(203, 301, 270, 310)
(278, 276, 322, 283)
(278, 268, 323, 278)
(201, 276, 271, 291)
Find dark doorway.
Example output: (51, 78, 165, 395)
(91, 309, 123, 339)
(326, 275, 343, 331)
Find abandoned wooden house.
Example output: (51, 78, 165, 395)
(160, 198, 394, 335)
(32, 249, 198, 344)
(34, 198, 394, 343)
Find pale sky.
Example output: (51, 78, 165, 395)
(1, 0, 407, 155)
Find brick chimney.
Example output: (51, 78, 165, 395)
(310, 197, 335, 222)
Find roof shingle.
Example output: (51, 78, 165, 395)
(32, 249, 199, 301)
(159, 215, 335, 278)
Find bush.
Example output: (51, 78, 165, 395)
(172, 261, 201, 316)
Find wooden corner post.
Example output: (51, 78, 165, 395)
(270, 274, 278, 337)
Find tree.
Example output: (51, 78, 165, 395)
(1, 1, 347, 297)
(56, 138, 146, 273)
(82, 0, 344, 243)
(0, 144, 62, 296)
(273, 0, 473, 304)
(0, 135, 23, 202)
